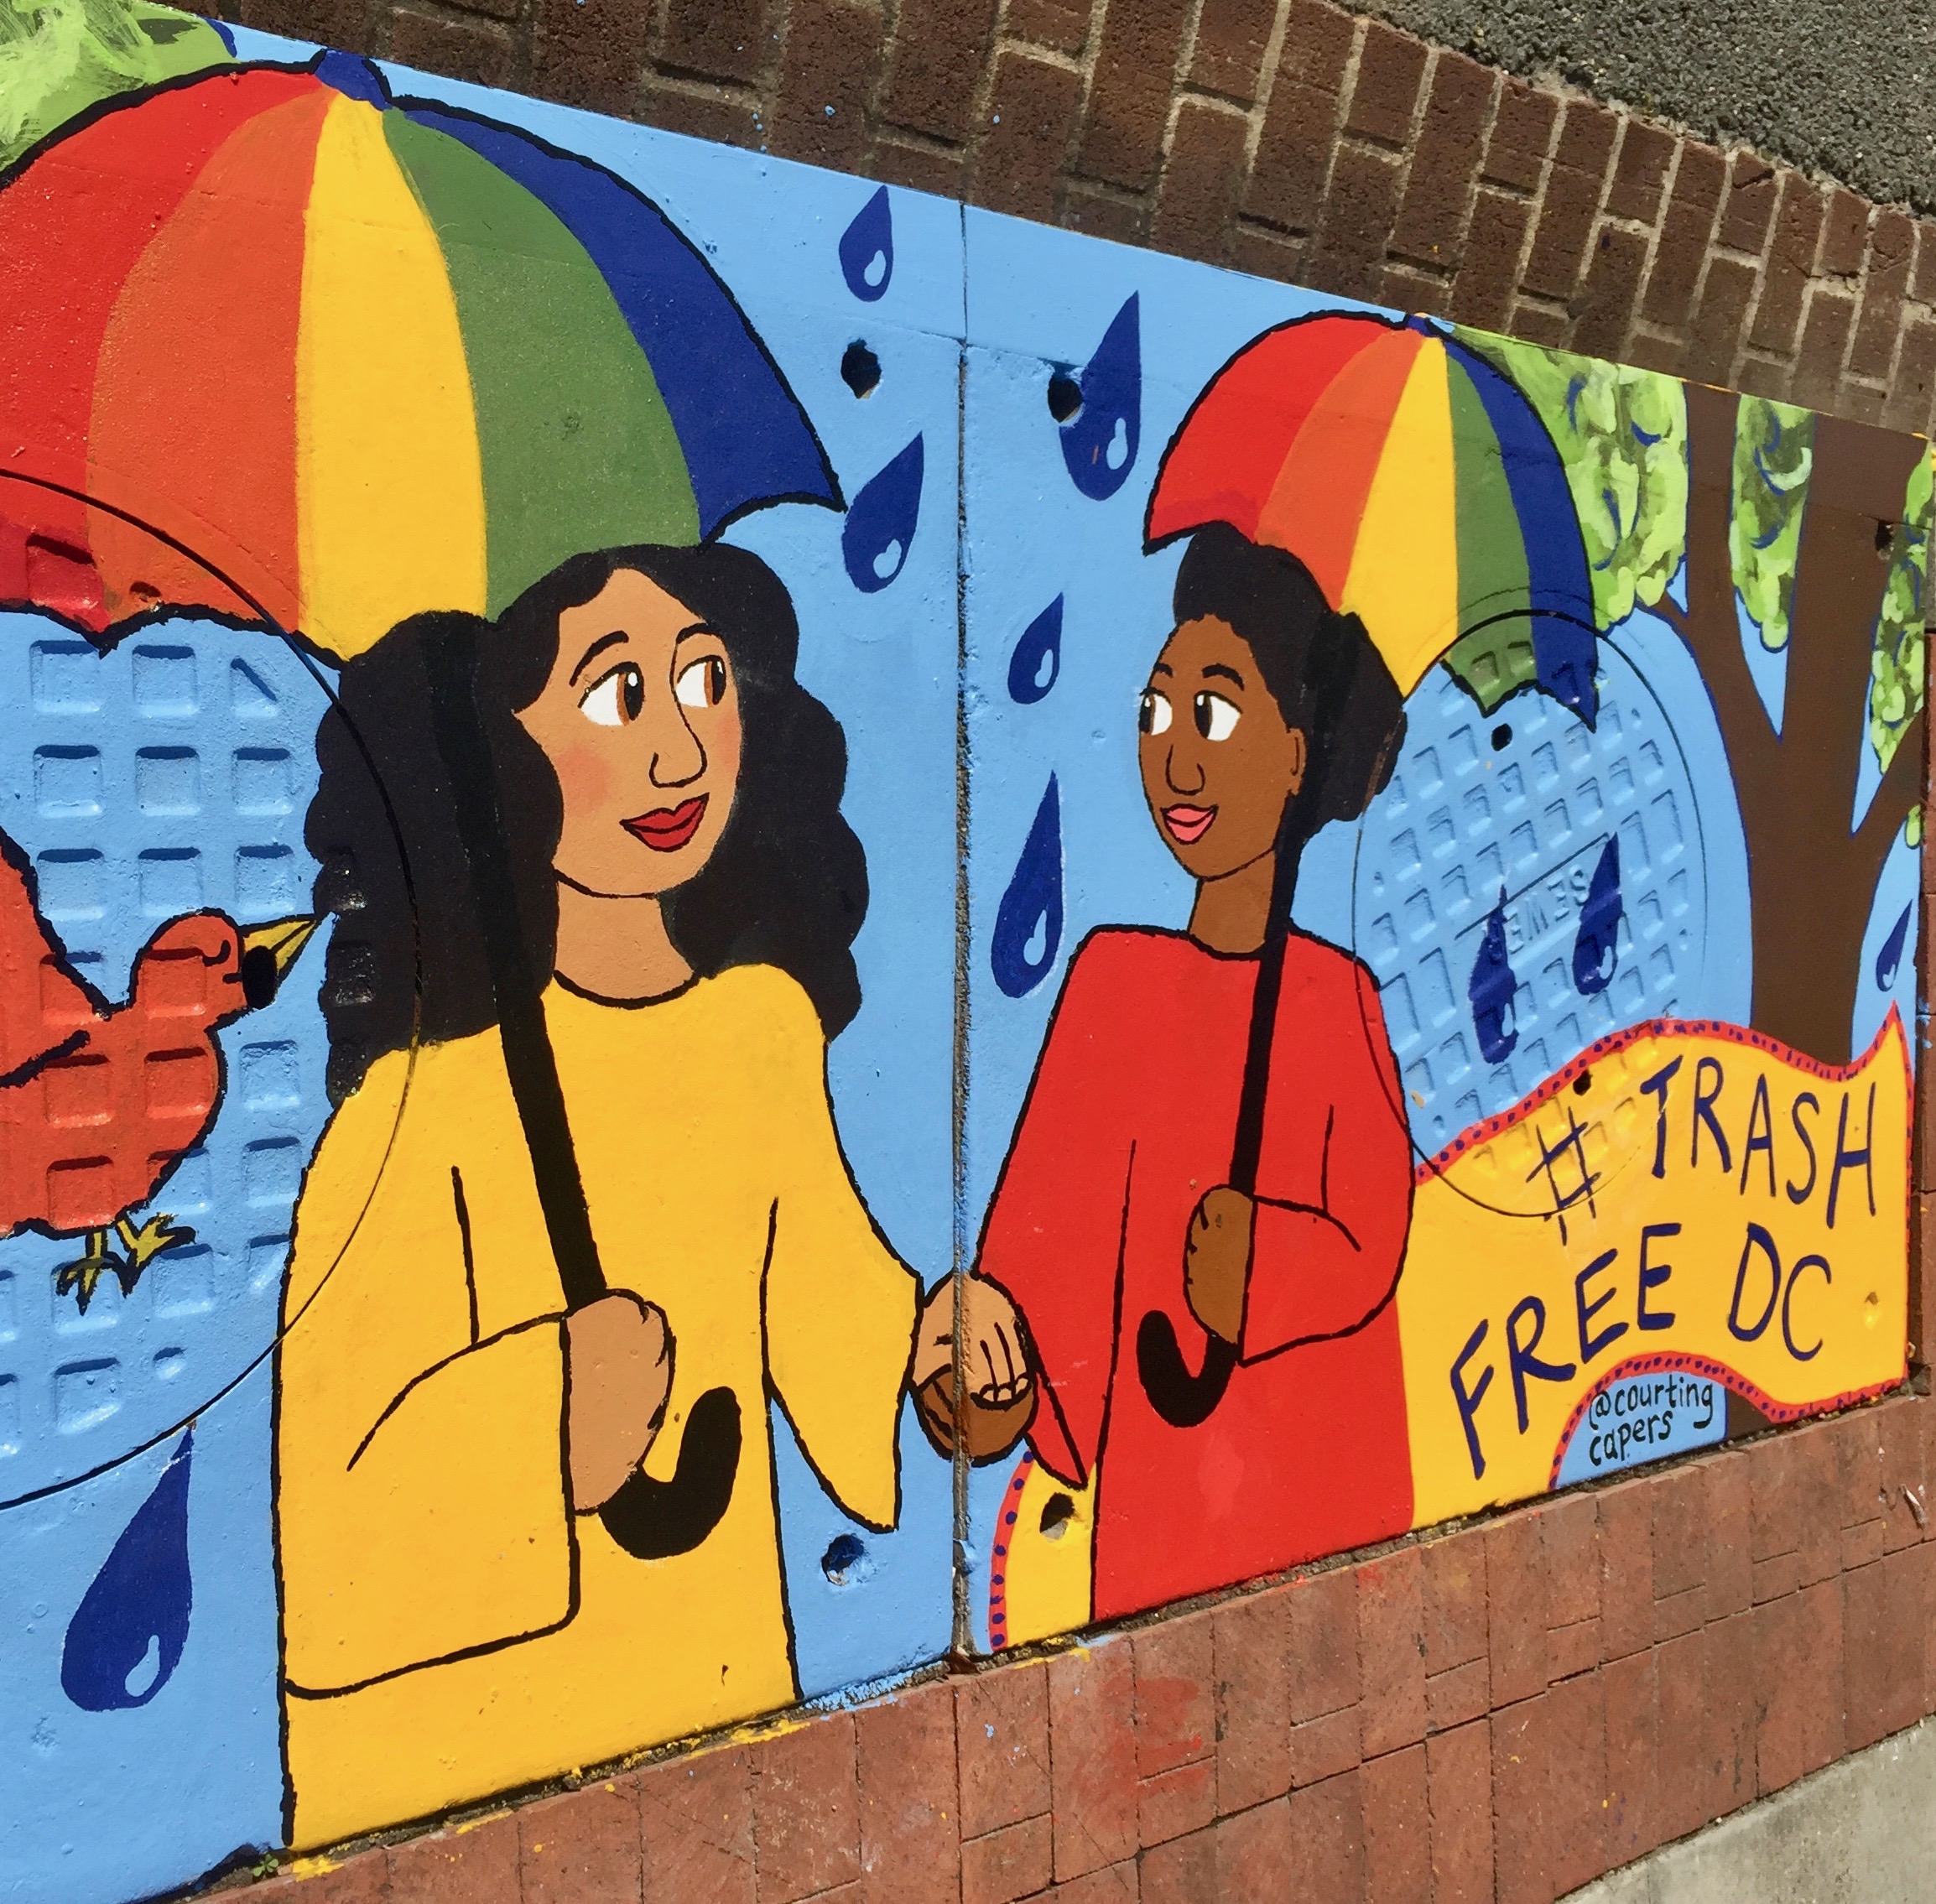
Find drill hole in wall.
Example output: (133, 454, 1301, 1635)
(820, 1532, 869, 1584)
(840, 341, 881, 398)
(1046, 372, 1083, 424)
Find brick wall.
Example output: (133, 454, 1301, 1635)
(181, 2, 1936, 1899)
(202, 0, 1936, 437)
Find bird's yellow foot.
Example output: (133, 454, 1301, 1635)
(55, 1232, 125, 1315)
(112, 1214, 195, 1296)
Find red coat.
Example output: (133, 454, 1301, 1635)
(978, 926, 1415, 1620)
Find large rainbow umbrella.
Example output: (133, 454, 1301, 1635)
(0, 53, 839, 661)
(1146, 313, 1597, 722)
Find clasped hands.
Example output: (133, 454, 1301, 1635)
(562, 1273, 1038, 1514)
(909, 1275, 1035, 1461)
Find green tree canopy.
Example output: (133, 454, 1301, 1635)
(1445, 330, 1930, 818)
(0, 0, 228, 171)
(1730, 396, 1813, 655)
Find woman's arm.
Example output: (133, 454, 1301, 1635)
(972, 938, 1136, 1488)
(755, 972, 919, 1533)
(1236, 963, 1413, 1359)
(276, 1049, 579, 1695)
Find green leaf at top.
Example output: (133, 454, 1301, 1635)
(1870, 447, 1931, 795)
(1730, 396, 1814, 655)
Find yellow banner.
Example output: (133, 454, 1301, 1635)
(1400, 1011, 1912, 1525)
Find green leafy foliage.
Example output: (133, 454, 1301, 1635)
(1870, 447, 1930, 797)
(0, 0, 228, 171)
(1729, 398, 1814, 654)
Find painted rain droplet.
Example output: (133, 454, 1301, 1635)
(1876, 900, 1913, 990)
(1058, 294, 1140, 502)
(838, 185, 893, 302)
(1007, 596, 1064, 704)
(1469, 890, 1519, 1065)
(991, 776, 1063, 999)
(1570, 835, 1623, 996)
(61, 1429, 192, 1713)
(841, 434, 923, 593)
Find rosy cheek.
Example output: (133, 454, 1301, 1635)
(552, 743, 613, 817)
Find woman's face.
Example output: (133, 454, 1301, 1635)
(517, 568, 742, 897)
(1137, 615, 1307, 882)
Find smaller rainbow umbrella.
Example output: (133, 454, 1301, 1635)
(0, 52, 839, 660)
(1146, 313, 1597, 723)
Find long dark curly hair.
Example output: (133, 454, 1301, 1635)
(306, 543, 868, 1104)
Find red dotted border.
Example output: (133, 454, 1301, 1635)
(1544, 1350, 1903, 1489)
(1413, 1005, 1912, 1187)
(986, 1452, 1032, 1651)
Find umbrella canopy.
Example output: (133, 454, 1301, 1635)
(0, 51, 839, 661)
(1146, 313, 1596, 721)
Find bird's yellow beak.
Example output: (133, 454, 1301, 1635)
(240, 915, 320, 980)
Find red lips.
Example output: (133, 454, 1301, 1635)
(1163, 804, 1216, 845)
(623, 795, 708, 852)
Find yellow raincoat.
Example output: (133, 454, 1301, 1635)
(274, 964, 918, 1846)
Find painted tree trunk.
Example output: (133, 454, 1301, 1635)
(1667, 384, 1924, 1067)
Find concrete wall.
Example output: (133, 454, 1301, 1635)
(1361, 0, 1936, 217)
(1565, 1713, 1936, 1902)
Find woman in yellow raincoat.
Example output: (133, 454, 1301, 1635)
(275, 544, 1028, 1847)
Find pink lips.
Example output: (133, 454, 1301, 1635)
(1163, 804, 1216, 845)
(623, 795, 708, 852)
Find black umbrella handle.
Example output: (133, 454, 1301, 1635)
(1136, 1312, 1241, 1428)
(421, 622, 737, 1558)
(1136, 788, 1311, 1429)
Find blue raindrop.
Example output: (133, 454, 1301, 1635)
(1469, 891, 1519, 1065)
(839, 186, 893, 302)
(1570, 836, 1623, 996)
(991, 777, 1064, 999)
(1876, 900, 1913, 991)
(841, 434, 923, 593)
(1007, 596, 1064, 704)
(1059, 294, 1141, 502)
(61, 1430, 193, 1713)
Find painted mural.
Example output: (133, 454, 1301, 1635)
(0, 9, 1923, 1899)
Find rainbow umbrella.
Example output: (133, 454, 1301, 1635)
(1146, 313, 1596, 722)
(0, 52, 838, 661)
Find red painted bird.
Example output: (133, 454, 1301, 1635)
(0, 826, 316, 1310)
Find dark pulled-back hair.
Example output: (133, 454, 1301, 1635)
(1174, 521, 1407, 829)
(307, 543, 868, 1105)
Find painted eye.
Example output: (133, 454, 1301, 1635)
(1138, 689, 1173, 736)
(1194, 691, 1240, 741)
(675, 654, 728, 710)
(580, 663, 644, 726)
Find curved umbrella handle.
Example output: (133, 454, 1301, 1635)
(599, 1385, 742, 1559)
(426, 627, 743, 1562)
(1134, 1309, 1239, 1429)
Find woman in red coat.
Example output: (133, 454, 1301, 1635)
(976, 522, 1415, 1621)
